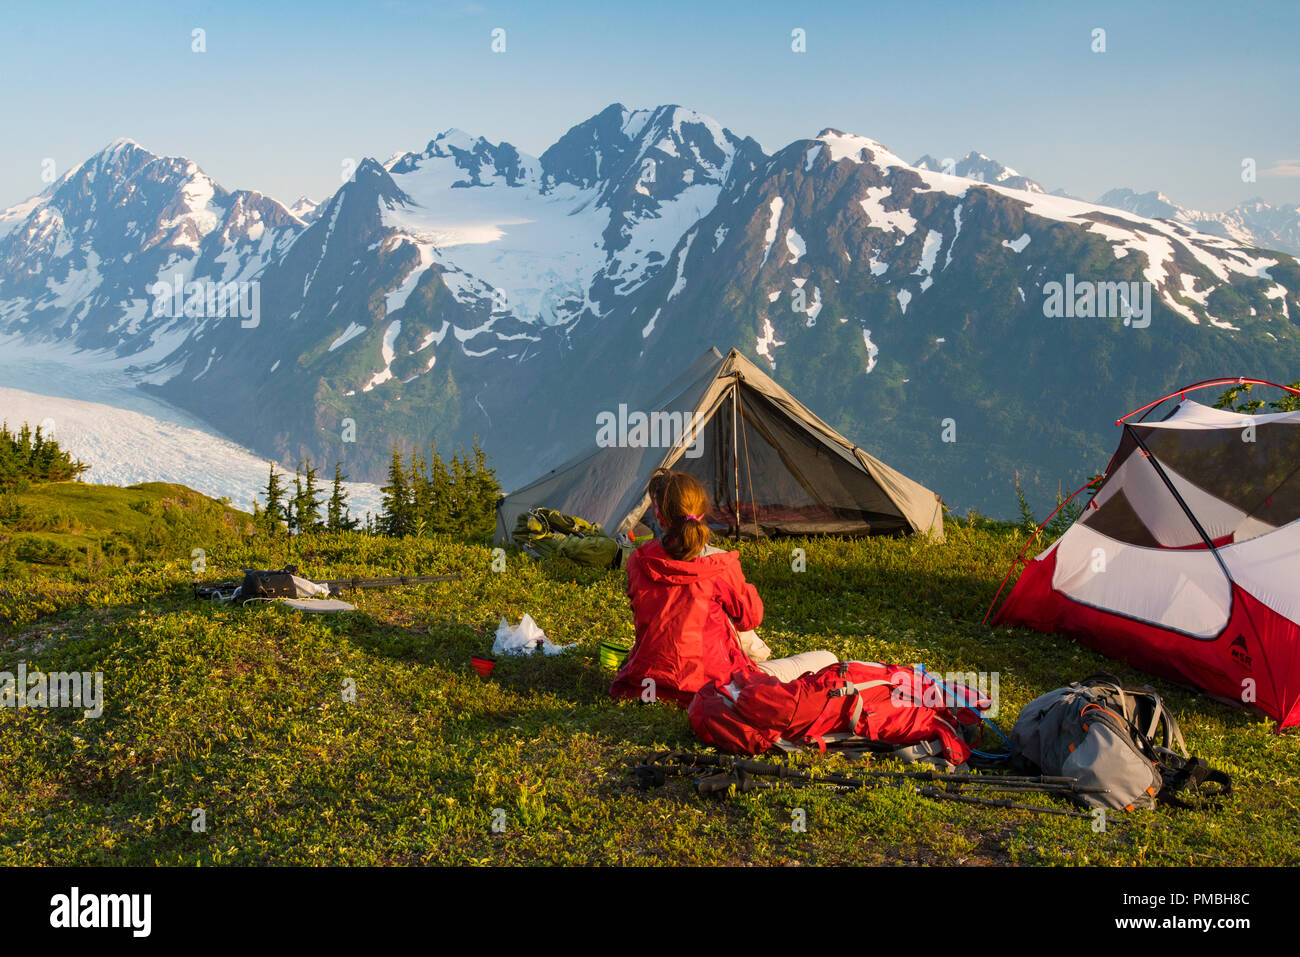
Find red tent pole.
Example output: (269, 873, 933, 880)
(981, 475, 1105, 626)
(1116, 377, 1300, 425)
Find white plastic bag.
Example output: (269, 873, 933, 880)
(290, 575, 333, 599)
(492, 615, 574, 656)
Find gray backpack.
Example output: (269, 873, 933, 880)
(1010, 674, 1230, 811)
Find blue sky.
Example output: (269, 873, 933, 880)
(2, 0, 1297, 212)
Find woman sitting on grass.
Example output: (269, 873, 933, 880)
(610, 468, 837, 706)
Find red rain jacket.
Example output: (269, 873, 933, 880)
(610, 540, 763, 707)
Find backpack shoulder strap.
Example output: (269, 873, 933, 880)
(1158, 756, 1232, 809)
(1155, 701, 1189, 758)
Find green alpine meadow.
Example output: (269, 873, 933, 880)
(1, 478, 1296, 866)
(1, 3, 1298, 916)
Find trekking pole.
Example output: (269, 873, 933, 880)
(918, 787, 1093, 819)
(946, 782, 1109, 796)
(316, 573, 462, 591)
(721, 758, 1109, 794)
(645, 752, 1111, 797)
(690, 769, 1097, 819)
(639, 754, 1107, 820)
(800, 765, 1109, 794)
(694, 771, 783, 795)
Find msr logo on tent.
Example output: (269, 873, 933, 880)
(595, 404, 704, 458)
(49, 887, 151, 938)
(1229, 634, 1253, 669)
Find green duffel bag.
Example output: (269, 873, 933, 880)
(512, 507, 629, 569)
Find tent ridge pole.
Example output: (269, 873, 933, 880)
(1125, 425, 1232, 583)
(732, 379, 741, 540)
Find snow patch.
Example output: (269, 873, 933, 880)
(805, 286, 822, 325)
(385, 241, 435, 314)
(862, 329, 878, 373)
(329, 322, 367, 352)
(760, 196, 785, 267)
(1003, 233, 1031, 253)
(786, 228, 806, 265)
(361, 320, 402, 392)
(642, 307, 662, 339)
(666, 230, 697, 300)
(755, 316, 785, 369)
(915, 230, 946, 278)
(945, 205, 963, 269)
(818, 131, 907, 169)
(859, 186, 916, 237)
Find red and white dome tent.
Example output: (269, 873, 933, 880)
(987, 378, 1300, 730)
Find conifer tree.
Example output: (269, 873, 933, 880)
(379, 445, 413, 536)
(291, 459, 323, 533)
(0, 421, 89, 485)
(327, 462, 358, 531)
(262, 463, 288, 533)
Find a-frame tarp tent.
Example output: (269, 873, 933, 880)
(495, 347, 944, 545)
(993, 383, 1300, 729)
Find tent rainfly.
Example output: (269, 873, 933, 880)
(495, 347, 944, 545)
(992, 379, 1300, 730)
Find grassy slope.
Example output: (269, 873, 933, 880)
(1, 509, 1296, 867)
(0, 481, 255, 574)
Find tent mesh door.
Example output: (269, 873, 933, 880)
(1082, 423, 1300, 548)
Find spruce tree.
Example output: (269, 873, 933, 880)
(379, 445, 412, 536)
(0, 420, 89, 485)
(327, 462, 358, 531)
(292, 459, 323, 533)
(262, 463, 288, 533)
(468, 438, 502, 539)
(427, 445, 454, 531)
(408, 448, 432, 537)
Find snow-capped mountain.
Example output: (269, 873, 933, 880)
(375, 104, 764, 328)
(0, 138, 304, 366)
(288, 196, 321, 222)
(1, 108, 1298, 515)
(915, 151, 1046, 194)
(1097, 188, 1300, 256)
(910, 158, 1300, 257)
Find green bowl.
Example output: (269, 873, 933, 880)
(598, 640, 630, 670)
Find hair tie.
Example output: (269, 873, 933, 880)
(685, 514, 701, 522)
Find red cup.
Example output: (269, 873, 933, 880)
(470, 656, 496, 679)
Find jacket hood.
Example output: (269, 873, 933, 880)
(633, 540, 739, 585)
